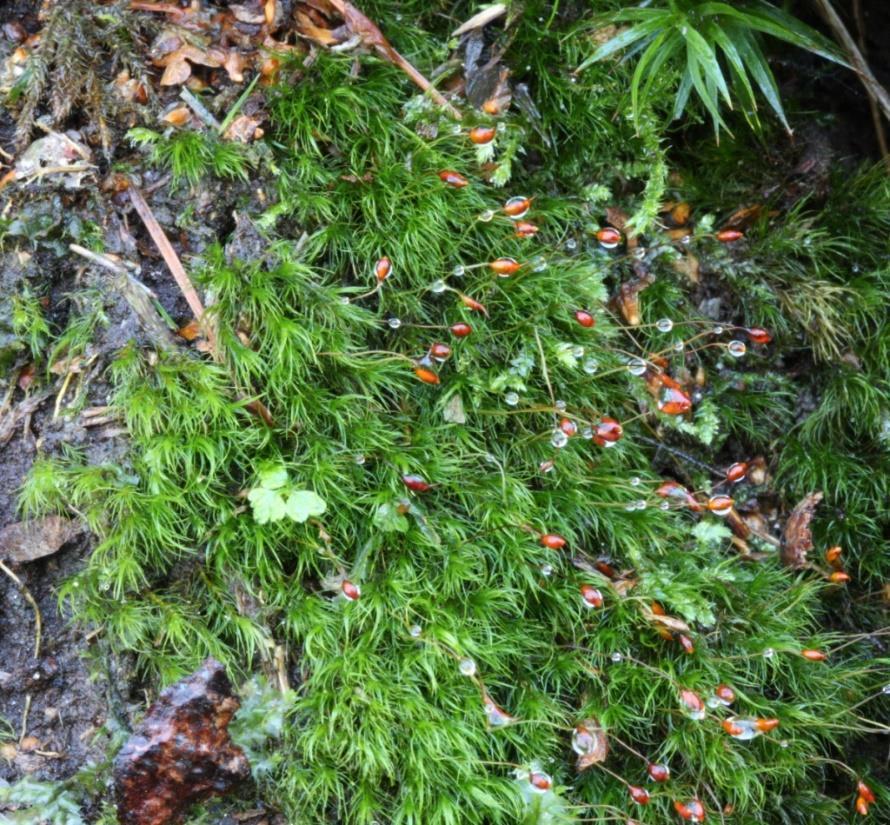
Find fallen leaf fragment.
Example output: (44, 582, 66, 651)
(0, 516, 83, 564)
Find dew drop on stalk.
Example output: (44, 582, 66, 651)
(354, 454, 366, 466)
(673, 340, 684, 352)
(583, 358, 598, 375)
(610, 652, 623, 663)
(572, 345, 585, 359)
(505, 391, 519, 406)
(656, 318, 674, 333)
(531, 256, 548, 272)
(581, 426, 594, 439)
(635, 499, 647, 510)
(409, 624, 422, 638)
(627, 358, 647, 376)
(882, 684, 890, 695)
(659, 501, 670, 510)
(430, 279, 447, 294)
(452, 265, 465, 277)
(541, 563, 553, 577)
(551, 429, 569, 448)
(478, 209, 495, 222)
(539, 460, 555, 473)
(565, 238, 577, 251)
(727, 340, 747, 357)
(459, 657, 477, 676)
(624, 501, 636, 511)
(763, 647, 775, 659)
(388, 317, 402, 329)
(713, 325, 724, 335)
(630, 476, 641, 487)
(341, 296, 351, 305)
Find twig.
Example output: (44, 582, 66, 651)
(0, 559, 42, 658)
(127, 183, 221, 361)
(813, 0, 890, 125)
(852, 0, 889, 161)
(179, 88, 222, 130)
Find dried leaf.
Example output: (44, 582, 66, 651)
(640, 605, 690, 633)
(781, 491, 823, 568)
(575, 718, 608, 771)
(162, 106, 193, 127)
(0, 516, 82, 563)
(672, 251, 700, 284)
(443, 393, 466, 424)
(160, 56, 193, 86)
(177, 319, 202, 341)
(224, 114, 263, 142)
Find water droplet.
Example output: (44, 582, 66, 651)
(883, 684, 890, 695)
(583, 358, 598, 375)
(635, 499, 647, 510)
(452, 265, 465, 277)
(659, 501, 670, 510)
(459, 657, 477, 676)
(388, 317, 402, 329)
(479, 209, 495, 222)
(409, 624, 422, 638)
(541, 563, 553, 577)
(497, 122, 507, 133)
(630, 476, 641, 487)
(706, 696, 722, 709)
(354, 454, 366, 465)
(430, 279, 447, 294)
(627, 358, 647, 376)
(551, 430, 569, 448)
(656, 318, 674, 333)
(763, 647, 775, 659)
(624, 502, 635, 511)
(531, 256, 548, 272)
(555, 399, 567, 411)
(341, 296, 351, 305)
(565, 238, 577, 251)
(728, 340, 747, 358)
(713, 325, 724, 335)
(673, 341, 684, 352)
(505, 391, 519, 406)
(779, 739, 789, 748)
(539, 459, 555, 473)
(504, 196, 530, 219)
(572, 345, 584, 359)
(452, 124, 462, 135)
(581, 426, 593, 439)
(610, 652, 623, 663)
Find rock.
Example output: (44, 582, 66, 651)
(113, 659, 250, 825)
(0, 516, 82, 563)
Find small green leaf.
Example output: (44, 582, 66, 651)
(373, 501, 409, 533)
(248, 487, 287, 524)
(284, 489, 327, 522)
(258, 467, 289, 490)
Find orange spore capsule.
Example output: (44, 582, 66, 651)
(503, 196, 532, 217)
(677, 633, 695, 654)
(469, 125, 496, 144)
(680, 689, 704, 713)
(829, 571, 851, 584)
(658, 381, 692, 415)
(756, 717, 780, 733)
(514, 221, 540, 238)
(459, 293, 487, 314)
(722, 719, 745, 736)
(414, 365, 440, 385)
(596, 226, 622, 247)
(801, 649, 827, 661)
(825, 545, 843, 564)
(856, 795, 870, 816)
(726, 462, 748, 483)
(655, 481, 702, 511)
(674, 799, 706, 822)
(650, 601, 666, 616)
(580, 584, 603, 608)
(489, 257, 521, 276)
(450, 322, 473, 337)
(375, 256, 392, 281)
(716, 228, 744, 243)
(439, 170, 469, 188)
(746, 327, 772, 344)
(402, 474, 431, 492)
(707, 495, 734, 516)
(559, 418, 577, 436)
(529, 770, 552, 792)
(715, 684, 736, 705)
(540, 533, 567, 550)
(858, 782, 876, 804)
(574, 310, 595, 328)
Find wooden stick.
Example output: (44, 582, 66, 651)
(813, 0, 890, 125)
(0, 559, 42, 658)
(852, 0, 889, 161)
(127, 183, 221, 361)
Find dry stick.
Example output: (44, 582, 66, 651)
(127, 183, 221, 361)
(852, 0, 889, 161)
(813, 0, 890, 125)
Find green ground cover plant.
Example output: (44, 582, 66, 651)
(3, 1, 889, 823)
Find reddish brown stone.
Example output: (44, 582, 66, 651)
(114, 659, 250, 825)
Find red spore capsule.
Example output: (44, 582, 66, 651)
(726, 462, 748, 483)
(756, 717, 780, 732)
(628, 785, 650, 805)
(674, 799, 706, 822)
(716, 228, 743, 243)
(539, 533, 566, 550)
(647, 763, 670, 782)
(574, 310, 595, 328)
(341, 580, 361, 601)
(714, 684, 736, 705)
(559, 418, 577, 436)
(450, 322, 473, 337)
(528, 770, 552, 792)
(459, 293, 487, 314)
(429, 342, 452, 360)
(825, 546, 843, 564)
(655, 481, 702, 511)
(829, 571, 851, 584)
(677, 633, 695, 654)
(580, 584, 603, 608)
(514, 221, 540, 238)
(596, 227, 622, 248)
(658, 379, 692, 415)
(469, 126, 496, 144)
(594, 416, 623, 447)
(439, 170, 468, 188)
(858, 782, 876, 804)
(745, 327, 772, 344)
(401, 474, 431, 492)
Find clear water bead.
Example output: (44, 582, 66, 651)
(581, 426, 594, 440)
(341, 296, 351, 305)
(430, 279, 447, 294)
(531, 256, 548, 272)
(541, 563, 553, 577)
(635, 499, 647, 510)
(452, 124, 463, 135)
(763, 647, 775, 659)
(452, 265, 465, 277)
(505, 391, 519, 406)
(610, 652, 623, 663)
(388, 317, 402, 329)
(555, 399, 567, 411)
(479, 209, 495, 222)
(659, 501, 670, 511)
(673, 341, 684, 352)
(565, 238, 578, 251)
(656, 318, 674, 333)
(572, 345, 585, 359)
(713, 325, 724, 335)
(583, 358, 599, 375)
(882, 684, 890, 695)
(409, 624, 422, 638)
(624, 502, 636, 511)
(551, 430, 569, 449)
(728, 340, 747, 358)
(354, 454, 366, 465)
(627, 358, 647, 376)
(630, 476, 641, 487)
(459, 657, 477, 676)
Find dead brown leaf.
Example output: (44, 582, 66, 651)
(575, 718, 608, 771)
(781, 491, 823, 568)
(0, 516, 82, 564)
(640, 605, 690, 633)
(672, 251, 700, 285)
